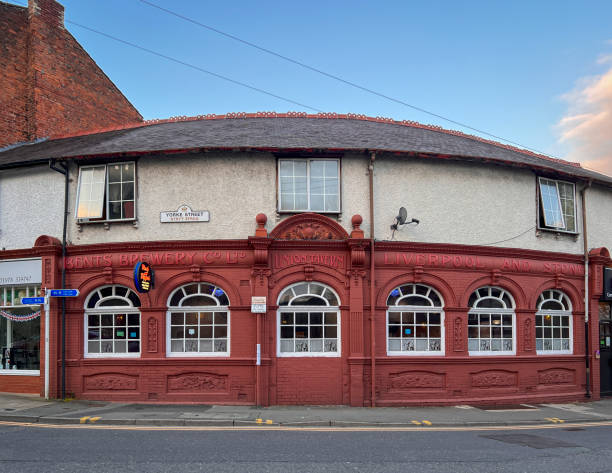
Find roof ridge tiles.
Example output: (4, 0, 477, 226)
(45, 112, 581, 169)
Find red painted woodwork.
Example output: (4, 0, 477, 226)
(1, 217, 608, 405)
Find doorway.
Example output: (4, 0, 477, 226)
(599, 303, 612, 396)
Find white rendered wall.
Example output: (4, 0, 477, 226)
(0, 165, 64, 250)
(373, 156, 588, 254)
(585, 184, 612, 251)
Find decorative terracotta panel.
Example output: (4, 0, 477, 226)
(270, 213, 348, 240)
(167, 372, 228, 393)
(471, 370, 517, 388)
(538, 368, 575, 385)
(84, 374, 138, 391)
(389, 371, 445, 390)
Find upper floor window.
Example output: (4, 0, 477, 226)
(75, 162, 136, 221)
(278, 159, 340, 213)
(167, 283, 230, 356)
(84, 285, 141, 357)
(386, 284, 444, 355)
(277, 282, 340, 356)
(536, 289, 572, 354)
(538, 178, 576, 233)
(468, 286, 515, 355)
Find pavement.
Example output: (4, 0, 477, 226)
(2, 393, 612, 428)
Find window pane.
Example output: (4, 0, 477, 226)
(539, 178, 565, 228)
(122, 182, 134, 200)
(310, 194, 324, 211)
(109, 183, 121, 201)
(108, 164, 122, 182)
(310, 161, 324, 177)
(76, 166, 105, 218)
(109, 202, 122, 220)
(325, 194, 339, 212)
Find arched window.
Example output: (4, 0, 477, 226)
(277, 282, 340, 356)
(536, 289, 572, 353)
(84, 285, 141, 357)
(468, 286, 515, 354)
(167, 283, 229, 356)
(386, 284, 444, 354)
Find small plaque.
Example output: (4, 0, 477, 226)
(160, 205, 209, 223)
(251, 296, 266, 313)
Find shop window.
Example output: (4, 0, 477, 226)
(538, 177, 576, 233)
(536, 289, 572, 353)
(468, 286, 515, 355)
(166, 283, 230, 356)
(278, 159, 340, 213)
(75, 162, 136, 222)
(0, 285, 42, 372)
(386, 283, 444, 355)
(84, 285, 141, 357)
(277, 282, 340, 356)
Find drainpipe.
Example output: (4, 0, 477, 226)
(582, 180, 592, 398)
(368, 152, 376, 406)
(50, 160, 68, 400)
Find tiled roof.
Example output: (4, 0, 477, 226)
(0, 113, 609, 184)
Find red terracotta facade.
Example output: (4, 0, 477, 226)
(5, 213, 607, 406)
(0, 0, 142, 148)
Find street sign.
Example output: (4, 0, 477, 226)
(21, 297, 45, 305)
(49, 289, 79, 297)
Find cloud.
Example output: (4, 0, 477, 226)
(557, 65, 612, 176)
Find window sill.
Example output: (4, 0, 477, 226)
(468, 351, 516, 356)
(0, 369, 40, 376)
(387, 351, 445, 356)
(165, 352, 230, 358)
(84, 353, 141, 359)
(77, 219, 138, 232)
(277, 352, 340, 357)
(535, 350, 573, 355)
(536, 227, 579, 238)
(277, 210, 341, 215)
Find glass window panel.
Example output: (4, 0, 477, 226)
(539, 178, 565, 228)
(325, 313, 337, 325)
(415, 313, 427, 324)
(295, 326, 308, 338)
(324, 340, 337, 352)
(402, 312, 414, 324)
(214, 312, 228, 324)
(502, 314, 512, 325)
(170, 326, 184, 338)
(388, 325, 401, 337)
(199, 312, 213, 324)
(185, 340, 198, 352)
(114, 341, 127, 353)
(280, 340, 294, 353)
(310, 326, 323, 338)
(281, 313, 294, 325)
(122, 182, 134, 200)
(199, 340, 213, 352)
(503, 327, 512, 338)
(324, 194, 339, 212)
(479, 327, 490, 338)
(429, 313, 441, 325)
(310, 339, 323, 352)
(108, 164, 122, 182)
(294, 193, 308, 210)
(123, 202, 135, 219)
(200, 326, 213, 338)
(468, 339, 479, 351)
(214, 326, 227, 338)
(310, 194, 324, 211)
(388, 312, 401, 324)
(109, 202, 122, 220)
(468, 327, 479, 338)
(296, 313, 308, 324)
(281, 327, 293, 338)
(101, 341, 113, 353)
(310, 177, 324, 194)
(310, 161, 324, 177)
(491, 327, 502, 338)
(429, 326, 441, 338)
(415, 339, 428, 351)
(171, 313, 184, 325)
(491, 339, 501, 351)
(324, 160, 338, 177)
(88, 314, 99, 326)
(324, 326, 337, 338)
(429, 339, 441, 351)
(295, 340, 309, 352)
(88, 341, 100, 353)
(185, 326, 198, 338)
(128, 328, 139, 339)
(402, 326, 414, 338)
(171, 340, 184, 352)
(389, 339, 401, 351)
(88, 328, 100, 340)
(536, 339, 543, 350)
(562, 327, 570, 338)
(114, 328, 126, 339)
(310, 313, 323, 324)
(214, 340, 227, 352)
(101, 328, 113, 339)
(128, 314, 139, 326)
(562, 340, 570, 350)
(415, 326, 427, 338)
(502, 340, 513, 351)
(185, 313, 198, 325)
(108, 183, 121, 201)
(114, 314, 127, 326)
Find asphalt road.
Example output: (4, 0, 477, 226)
(1, 423, 612, 473)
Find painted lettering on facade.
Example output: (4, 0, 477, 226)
(273, 254, 345, 269)
(64, 251, 249, 269)
(381, 253, 583, 276)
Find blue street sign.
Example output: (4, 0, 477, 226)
(21, 297, 45, 305)
(49, 289, 79, 297)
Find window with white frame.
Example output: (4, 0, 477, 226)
(387, 283, 444, 355)
(0, 285, 42, 372)
(167, 283, 230, 356)
(536, 289, 572, 353)
(538, 177, 576, 233)
(278, 159, 340, 212)
(278, 282, 340, 356)
(75, 162, 136, 221)
(468, 286, 515, 354)
(84, 285, 141, 357)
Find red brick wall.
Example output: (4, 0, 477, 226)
(0, 3, 29, 146)
(0, 0, 142, 148)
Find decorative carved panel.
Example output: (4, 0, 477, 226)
(167, 372, 228, 393)
(270, 213, 348, 240)
(453, 317, 463, 352)
(147, 317, 158, 353)
(523, 317, 533, 351)
(538, 368, 575, 385)
(389, 371, 445, 390)
(84, 374, 137, 391)
(471, 370, 517, 388)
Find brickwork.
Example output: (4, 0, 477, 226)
(0, 0, 141, 148)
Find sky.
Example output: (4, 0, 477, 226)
(10, 0, 612, 175)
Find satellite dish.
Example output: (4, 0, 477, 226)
(397, 207, 407, 226)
